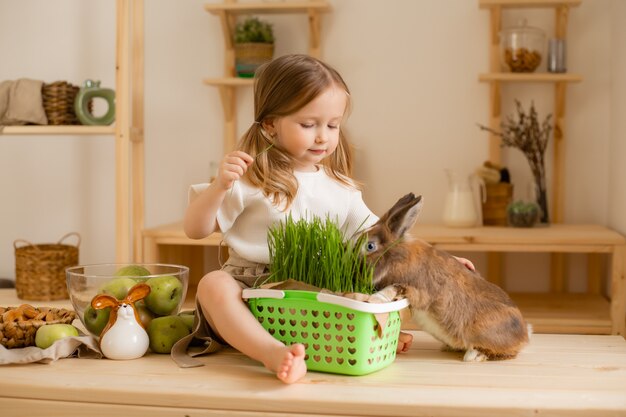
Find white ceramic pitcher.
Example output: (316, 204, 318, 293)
(442, 169, 485, 227)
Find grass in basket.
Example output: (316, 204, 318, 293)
(265, 215, 374, 294)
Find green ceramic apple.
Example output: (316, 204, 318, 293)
(144, 275, 183, 316)
(35, 324, 79, 349)
(83, 304, 111, 336)
(147, 315, 190, 354)
(98, 277, 137, 300)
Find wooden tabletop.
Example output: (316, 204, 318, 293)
(1, 289, 626, 416)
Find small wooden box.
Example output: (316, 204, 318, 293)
(482, 183, 513, 226)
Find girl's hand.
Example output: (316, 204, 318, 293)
(216, 151, 254, 191)
(454, 256, 475, 272)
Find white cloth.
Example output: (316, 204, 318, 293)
(189, 168, 378, 264)
(0, 79, 48, 126)
(0, 334, 102, 364)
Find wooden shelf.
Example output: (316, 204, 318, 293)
(0, 125, 116, 136)
(141, 221, 626, 334)
(512, 293, 611, 334)
(3, 1, 144, 263)
(202, 0, 331, 153)
(202, 77, 254, 87)
(479, 0, 581, 8)
(142, 221, 222, 247)
(144, 222, 625, 251)
(479, 72, 583, 83)
(414, 224, 625, 252)
(204, 1, 330, 15)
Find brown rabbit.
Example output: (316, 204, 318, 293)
(362, 193, 530, 361)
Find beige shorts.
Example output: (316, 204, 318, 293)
(170, 252, 269, 368)
(221, 252, 270, 289)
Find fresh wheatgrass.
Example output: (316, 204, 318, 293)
(265, 215, 374, 294)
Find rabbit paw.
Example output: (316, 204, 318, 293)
(463, 348, 488, 362)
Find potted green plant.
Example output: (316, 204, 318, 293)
(478, 100, 553, 224)
(234, 16, 275, 78)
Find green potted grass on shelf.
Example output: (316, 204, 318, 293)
(234, 16, 275, 78)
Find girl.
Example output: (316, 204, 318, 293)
(184, 54, 470, 384)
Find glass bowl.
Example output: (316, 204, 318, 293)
(500, 19, 546, 73)
(66, 263, 189, 338)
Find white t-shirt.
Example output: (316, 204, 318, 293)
(190, 168, 378, 264)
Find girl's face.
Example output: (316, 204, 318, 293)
(267, 85, 348, 172)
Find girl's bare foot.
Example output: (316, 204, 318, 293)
(396, 331, 413, 353)
(266, 343, 307, 384)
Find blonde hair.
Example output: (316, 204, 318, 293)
(238, 54, 356, 209)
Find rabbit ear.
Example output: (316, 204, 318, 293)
(92, 294, 119, 310)
(125, 282, 151, 304)
(384, 193, 423, 238)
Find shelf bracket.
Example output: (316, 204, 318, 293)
(218, 10, 236, 77)
(218, 85, 237, 152)
(308, 9, 321, 58)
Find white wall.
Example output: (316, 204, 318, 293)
(0, 0, 623, 291)
(0, 1, 116, 277)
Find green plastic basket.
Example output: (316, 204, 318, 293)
(243, 289, 409, 376)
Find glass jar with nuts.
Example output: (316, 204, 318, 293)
(500, 19, 546, 73)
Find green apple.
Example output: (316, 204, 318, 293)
(35, 324, 79, 349)
(98, 277, 137, 300)
(83, 304, 111, 336)
(114, 265, 151, 282)
(135, 301, 155, 328)
(147, 315, 190, 354)
(144, 275, 184, 316)
(178, 311, 195, 331)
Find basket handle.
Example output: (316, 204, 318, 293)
(58, 232, 81, 248)
(242, 288, 410, 314)
(14, 233, 81, 250)
(13, 239, 35, 250)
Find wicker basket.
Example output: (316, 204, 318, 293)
(0, 304, 77, 349)
(42, 81, 91, 125)
(481, 183, 514, 226)
(14, 233, 80, 301)
(235, 43, 274, 78)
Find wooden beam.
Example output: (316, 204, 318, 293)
(218, 86, 237, 152)
(479, 0, 581, 9)
(308, 9, 321, 58)
(553, 82, 567, 223)
(488, 6, 502, 165)
(610, 245, 626, 335)
(115, 0, 131, 263)
(131, 0, 145, 263)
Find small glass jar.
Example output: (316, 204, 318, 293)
(500, 19, 546, 73)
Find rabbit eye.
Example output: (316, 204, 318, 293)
(366, 242, 377, 252)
